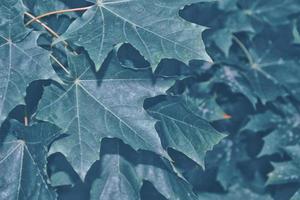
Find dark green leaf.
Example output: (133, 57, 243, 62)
(0, 0, 59, 125)
(0, 120, 61, 200)
(148, 96, 225, 167)
(36, 52, 172, 180)
(55, 0, 212, 70)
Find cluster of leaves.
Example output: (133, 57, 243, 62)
(0, 0, 300, 199)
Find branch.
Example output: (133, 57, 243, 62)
(26, 6, 93, 26)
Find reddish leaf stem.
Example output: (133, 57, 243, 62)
(26, 6, 93, 26)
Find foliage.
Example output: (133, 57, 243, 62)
(0, 0, 300, 199)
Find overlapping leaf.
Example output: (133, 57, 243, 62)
(242, 100, 300, 156)
(0, 0, 59, 125)
(90, 139, 140, 200)
(91, 139, 199, 200)
(0, 120, 61, 200)
(267, 145, 300, 186)
(212, 32, 299, 105)
(55, 0, 212, 70)
(199, 184, 272, 200)
(147, 96, 225, 167)
(237, 0, 300, 26)
(267, 145, 300, 200)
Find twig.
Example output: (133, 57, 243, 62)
(26, 6, 93, 26)
(232, 35, 255, 67)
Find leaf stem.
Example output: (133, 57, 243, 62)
(26, 6, 93, 26)
(50, 54, 70, 74)
(24, 12, 72, 74)
(24, 12, 68, 46)
(232, 35, 254, 66)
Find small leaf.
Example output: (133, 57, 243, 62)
(148, 96, 225, 167)
(241, 111, 280, 133)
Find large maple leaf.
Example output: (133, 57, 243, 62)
(36, 52, 172, 180)
(55, 0, 212, 70)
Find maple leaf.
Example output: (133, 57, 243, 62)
(36, 52, 172, 180)
(55, 0, 212, 70)
(0, 0, 59, 125)
(0, 120, 61, 200)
